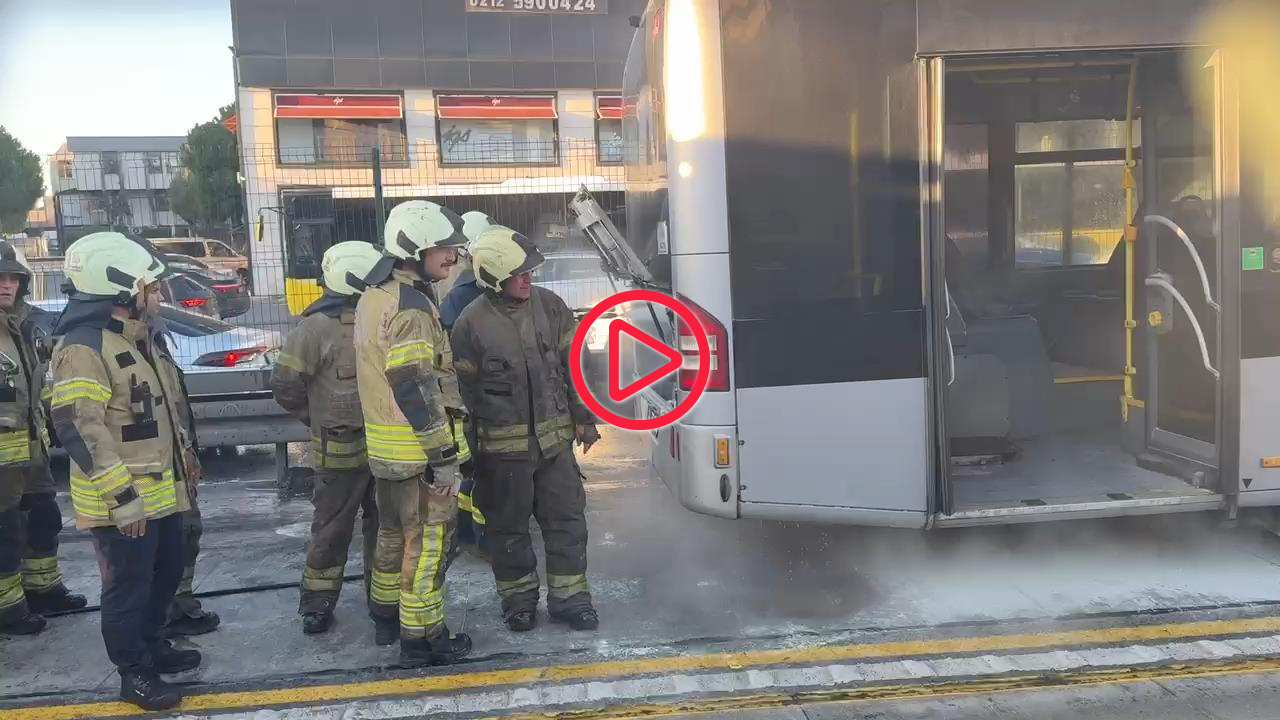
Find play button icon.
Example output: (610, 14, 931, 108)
(570, 289, 712, 432)
(607, 318, 684, 403)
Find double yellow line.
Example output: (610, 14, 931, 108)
(8, 615, 1280, 720)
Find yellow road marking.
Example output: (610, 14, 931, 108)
(497, 657, 1280, 720)
(8, 615, 1280, 720)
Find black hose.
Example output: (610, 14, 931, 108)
(38, 573, 365, 618)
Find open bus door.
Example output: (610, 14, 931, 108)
(929, 47, 1243, 524)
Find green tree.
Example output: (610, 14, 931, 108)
(170, 106, 242, 235)
(0, 126, 45, 233)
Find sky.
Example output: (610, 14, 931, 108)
(0, 0, 234, 160)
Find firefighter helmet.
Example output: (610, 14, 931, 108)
(321, 241, 385, 296)
(469, 226, 545, 292)
(461, 210, 497, 244)
(0, 241, 33, 299)
(383, 200, 468, 261)
(63, 232, 169, 301)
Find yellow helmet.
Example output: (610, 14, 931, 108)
(321, 241, 385, 296)
(63, 232, 168, 300)
(470, 226, 545, 292)
(383, 200, 467, 260)
(461, 211, 497, 244)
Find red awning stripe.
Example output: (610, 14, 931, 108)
(437, 95, 558, 120)
(596, 96, 623, 120)
(274, 94, 403, 119)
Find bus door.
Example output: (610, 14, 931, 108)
(1140, 49, 1239, 489)
(280, 188, 336, 316)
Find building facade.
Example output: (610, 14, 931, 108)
(50, 136, 187, 237)
(230, 0, 644, 297)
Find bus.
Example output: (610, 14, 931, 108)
(598, 0, 1280, 528)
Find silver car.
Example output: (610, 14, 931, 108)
(30, 299, 281, 371)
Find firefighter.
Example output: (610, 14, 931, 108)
(50, 232, 202, 711)
(354, 200, 472, 667)
(271, 240, 385, 635)
(440, 210, 497, 556)
(450, 226, 601, 633)
(0, 241, 86, 636)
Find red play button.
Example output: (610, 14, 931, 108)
(570, 289, 711, 432)
(607, 318, 683, 402)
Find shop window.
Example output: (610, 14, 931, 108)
(436, 95, 559, 166)
(596, 95, 624, 164)
(274, 93, 407, 165)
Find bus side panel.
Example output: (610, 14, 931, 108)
(718, 0, 928, 514)
(737, 381, 928, 512)
(916, 0, 1210, 55)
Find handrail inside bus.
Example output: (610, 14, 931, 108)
(1143, 214, 1221, 313)
(1144, 276, 1220, 379)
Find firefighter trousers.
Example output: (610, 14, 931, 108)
(0, 474, 31, 625)
(300, 468, 378, 615)
(370, 471, 457, 640)
(91, 513, 185, 673)
(166, 495, 209, 625)
(474, 444, 592, 619)
(18, 492, 69, 600)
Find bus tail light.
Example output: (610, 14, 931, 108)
(676, 294, 728, 392)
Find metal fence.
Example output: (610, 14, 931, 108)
(34, 142, 625, 367)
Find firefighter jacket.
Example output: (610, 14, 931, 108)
(354, 268, 469, 482)
(50, 299, 194, 529)
(0, 300, 52, 505)
(450, 286, 594, 458)
(271, 292, 367, 472)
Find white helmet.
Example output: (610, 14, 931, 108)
(469, 226, 545, 292)
(383, 200, 468, 261)
(461, 211, 497, 245)
(321, 241, 386, 296)
(64, 232, 168, 300)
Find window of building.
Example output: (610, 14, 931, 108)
(56, 161, 73, 180)
(596, 95, 624, 165)
(1013, 118, 1140, 268)
(101, 151, 120, 175)
(436, 95, 559, 166)
(274, 93, 407, 165)
(151, 192, 170, 213)
(146, 152, 164, 174)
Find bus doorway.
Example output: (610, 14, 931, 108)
(932, 50, 1234, 524)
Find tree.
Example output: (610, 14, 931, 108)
(0, 126, 44, 233)
(170, 106, 242, 236)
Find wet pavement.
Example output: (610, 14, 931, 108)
(7, 427, 1280, 713)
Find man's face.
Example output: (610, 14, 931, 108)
(420, 246, 459, 282)
(502, 271, 534, 300)
(0, 273, 22, 309)
(136, 281, 163, 318)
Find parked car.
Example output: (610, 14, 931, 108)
(31, 298, 280, 370)
(152, 238, 249, 281)
(162, 253, 251, 320)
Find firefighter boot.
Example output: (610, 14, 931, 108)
(505, 609, 536, 632)
(152, 640, 203, 674)
(119, 672, 182, 711)
(551, 607, 600, 631)
(303, 612, 334, 635)
(165, 609, 221, 638)
(26, 584, 88, 614)
(0, 608, 45, 635)
(373, 618, 398, 646)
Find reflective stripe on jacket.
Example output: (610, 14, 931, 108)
(354, 269, 468, 481)
(50, 317, 193, 529)
(271, 295, 369, 471)
(450, 286, 593, 458)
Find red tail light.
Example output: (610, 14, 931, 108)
(675, 294, 728, 392)
(194, 346, 265, 367)
(180, 297, 209, 308)
(211, 282, 241, 292)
